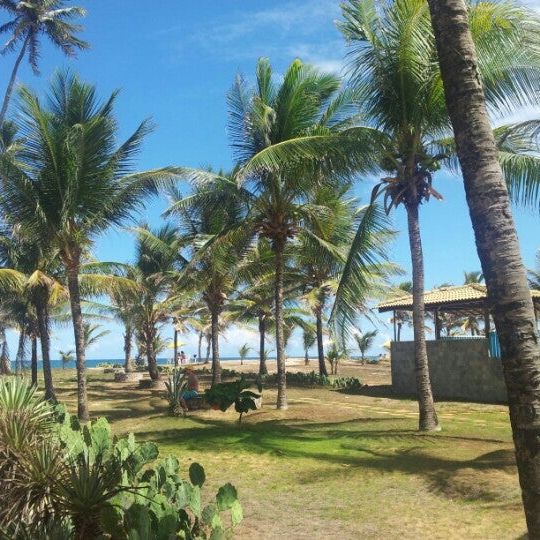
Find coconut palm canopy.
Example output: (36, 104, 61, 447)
(0, 1, 540, 536)
(0, 1, 538, 436)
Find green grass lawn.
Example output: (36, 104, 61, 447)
(50, 368, 525, 539)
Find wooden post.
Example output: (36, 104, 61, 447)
(393, 311, 397, 342)
(484, 307, 490, 336)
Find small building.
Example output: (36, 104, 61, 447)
(378, 284, 540, 403)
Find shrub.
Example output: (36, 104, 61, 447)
(262, 371, 331, 388)
(157, 365, 173, 374)
(221, 367, 243, 378)
(0, 379, 242, 539)
(332, 377, 364, 392)
(0, 377, 58, 528)
(96, 362, 113, 369)
(205, 378, 262, 423)
(164, 369, 187, 416)
(259, 371, 364, 391)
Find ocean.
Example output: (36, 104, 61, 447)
(9, 356, 267, 370)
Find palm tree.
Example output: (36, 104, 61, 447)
(58, 349, 74, 369)
(81, 261, 147, 374)
(326, 340, 346, 376)
(238, 343, 251, 366)
(463, 270, 483, 284)
(355, 329, 378, 364)
(110, 282, 138, 373)
(166, 178, 246, 386)
(296, 184, 352, 377)
(130, 224, 184, 381)
(0, 72, 180, 420)
(226, 58, 370, 408)
(296, 183, 395, 376)
(338, 0, 540, 431)
(387, 281, 413, 342)
(462, 270, 483, 335)
(0, 0, 88, 125)
(302, 326, 316, 365)
(0, 232, 65, 400)
(0, 317, 11, 374)
(83, 322, 110, 350)
(428, 0, 540, 532)
(176, 58, 378, 406)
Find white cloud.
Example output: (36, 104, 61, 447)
(167, 0, 345, 72)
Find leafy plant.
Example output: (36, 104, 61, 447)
(205, 378, 262, 423)
(164, 368, 187, 416)
(0, 380, 243, 538)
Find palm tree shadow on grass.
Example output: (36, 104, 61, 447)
(167, 416, 517, 507)
(136, 415, 514, 468)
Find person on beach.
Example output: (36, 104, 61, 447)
(180, 350, 187, 364)
(180, 366, 200, 411)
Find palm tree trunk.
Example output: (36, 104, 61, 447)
(198, 331, 203, 361)
(210, 308, 221, 386)
(315, 308, 328, 377)
(258, 315, 268, 375)
(145, 324, 159, 380)
(31, 335, 37, 387)
(0, 340, 10, 375)
(15, 329, 25, 374)
(428, 0, 540, 532)
(0, 34, 29, 127)
(173, 327, 179, 368)
(274, 239, 287, 410)
(205, 334, 210, 364)
(0, 328, 10, 376)
(405, 202, 439, 431)
(35, 302, 56, 402)
(123, 324, 133, 373)
(66, 260, 89, 421)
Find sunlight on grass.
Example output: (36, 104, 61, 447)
(47, 368, 525, 539)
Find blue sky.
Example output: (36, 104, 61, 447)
(1, 0, 540, 359)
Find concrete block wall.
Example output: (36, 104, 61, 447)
(391, 339, 507, 403)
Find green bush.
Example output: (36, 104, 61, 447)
(205, 377, 262, 423)
(259, 371, 363, 391)
(332, 376, 364, 392)
(157, 365, 173, 374)
(221, 367, 243, 378)
(0, 377, 242, 539)
(262, 371, 331, 387)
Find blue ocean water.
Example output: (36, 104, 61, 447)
(10, 356, 267, 370)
